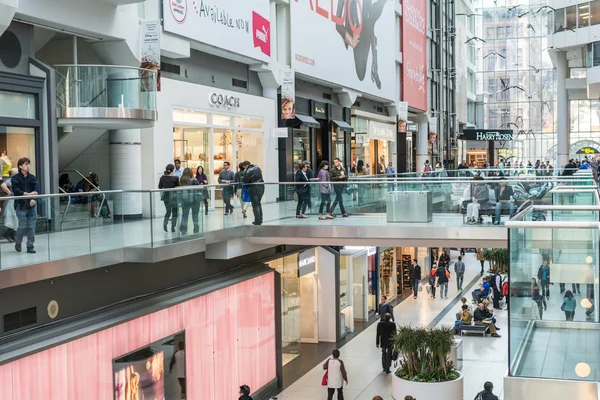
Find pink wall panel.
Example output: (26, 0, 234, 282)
(0, 364, 14, 400)
(0, 273, 277, 400)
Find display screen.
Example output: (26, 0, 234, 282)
(113, 331, 186, 400)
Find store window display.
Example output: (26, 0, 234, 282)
(379, 248, 396, 300)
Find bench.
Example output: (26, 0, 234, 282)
(458, 324, 489, 337)
(460, 201, 513, 224)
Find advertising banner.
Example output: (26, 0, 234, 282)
(281, 68, 295, 120)
(397, 101, 408, 133)
(290, 0, 395, 100)
(402, 0, 427, 111)
(140, 20, 161, 91)
(163, 0, 271, 62)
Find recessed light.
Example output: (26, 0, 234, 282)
(576, 362, 591, 378)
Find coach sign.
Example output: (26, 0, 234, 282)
(298, 248, 316, 277)
(461, 129, 514, 141)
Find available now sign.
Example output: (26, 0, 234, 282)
(163, 0, 271, 61)
(402, 0, 427, 111)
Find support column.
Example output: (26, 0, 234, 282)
(416, 114, 429, 172)
(556, 51, 569, 168)
(110, 129, 142, 220)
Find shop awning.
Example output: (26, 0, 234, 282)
(332, 120, 354, 132)
(294, 114, 321, 129)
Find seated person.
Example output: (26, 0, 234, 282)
(494, 178, 515, 225)
(474, 303, 501, 338)
(455, 304, 472, 333)
(466, 176, 489, 224)
(481, 300, 500, 330)
(472, 277, 491, 303)
(461, 296, 473, 314)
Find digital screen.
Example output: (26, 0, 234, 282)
(114, 351, 165, 400)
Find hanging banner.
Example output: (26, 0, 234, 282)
(281, 68, 295, 120)
(140, 20, 161, 91)
(397, 101, 408, 133)
(402, 0, 427, 111)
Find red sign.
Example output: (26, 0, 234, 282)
(253, 11, 271, 57)
(402, 0, 427, 111)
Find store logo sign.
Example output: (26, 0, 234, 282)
(367, 247, 376, 256)
(252, 11, 271, 56)
(169, 0, 187, 23)
(209, 92, 240, 108)
(298, 248, 316, 277)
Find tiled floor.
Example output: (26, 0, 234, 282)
(270, 251, 508, 400)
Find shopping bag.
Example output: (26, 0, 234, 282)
(242, 185, 251, 202)
(321, 370, 328, 386)
(426, 284, 432, 295)
(445, 268, 451, 279)
(418, 282, 423, 292)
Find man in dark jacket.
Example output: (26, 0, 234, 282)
(436, 264, 449, 299)
(241, 161, 264, 225)
(563, 159, 576, 176)
(410, 259, 421, 299)
(329, 158, 348, 217)
(303, 160, 314, 210)
(537, 260, 551, 298)
(12, 157, 40, 254)
(475, 381, 499, 400)
(376, 313, 397, 373)
(376, 295, 394, 321)
(218, 161, 235, 215)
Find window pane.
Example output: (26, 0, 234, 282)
(591, 0, 600, 25)
(236, 131, 264, 170)
(506, 25, 513, 37)
(487, 27, 494, 38)
(594, 42, 600, 66)
(0, 127, 36, 174)
(579, 3, 590, 27)
(0, 91, 36, 119)
(172, 109, 208, 124)
(212, 114, 232, 126)
(497, 26, 504, 39)
(566, 6, 577, 29)
(579, 100, 591, 132)
(570, 101, 578, 132)
(235, 117, 263, 129)
(591, 100, 600, 131)
(555, 9, 565, 32)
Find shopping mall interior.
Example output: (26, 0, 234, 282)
(0, 0, 599, 399)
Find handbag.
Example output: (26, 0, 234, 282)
(321, 370, 328, 386)
(242, 185, 251, 202)
(445, 268, 451, 279)
(561, 303, 566, 311)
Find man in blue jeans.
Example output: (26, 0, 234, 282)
(410, 258, 421, 299)
(11, 157, 40, 254)
(472, 277, 491, 303)
(494, 178, 515, 225)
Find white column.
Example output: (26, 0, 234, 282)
(110, 129, 142, 219)
(416, 114, 429, 172)
(556, 51, 569, 168)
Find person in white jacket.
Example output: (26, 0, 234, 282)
(323, 349, 348, 400)
(169, 341, 186, 399)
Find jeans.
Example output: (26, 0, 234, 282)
(430, 281, 436, 297)
(330, 186, 346, 215)
(411, 278, 420, 297)
(327, 388, 344, 400)
(560, 283, 580, 293)
(540, 280, 550, 297)
(163, 199, 178, 228)
(456, 273, 464, 290)
(177, 377, 186, 395)
(565, 310, 575, 321)
(16, 206, 36, 248)
(455, 321, 468, 332)
(181, 202, 200, 233)
(296, 195, 309, 215)
(381, 345, 393, 372)
(319, 193, 331, 214)
(480, 260, 485, 273)
(472, 289, 485, 303)
(439, 282, 448, 298)
(249, 186, 264, 224)
(495, 202, 516, 223)
(535, 299, 546, 319)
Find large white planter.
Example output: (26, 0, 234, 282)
(392, 370, 463, 400)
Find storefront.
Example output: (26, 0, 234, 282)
(266, 247, 339, 366)
(459, 129, 514, 167)
(352, 112, 397, 175)
(378, 247, 396, 301)
(278, 96, 353, 184)
(149, 78, 277, 205)
(394, 247, 429, 296)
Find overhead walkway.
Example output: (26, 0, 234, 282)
(0, 176, 593, 289)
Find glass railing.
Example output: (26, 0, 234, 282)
(353, 167, 585, 180)
(506, 190, 600, 382)
(55, 65, 157, 111)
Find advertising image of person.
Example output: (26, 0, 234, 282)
(397, 118, 407, 133)
(281, 97, 296, 120)
(334, 0, 388, 89)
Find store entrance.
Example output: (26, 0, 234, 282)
(300, 272, 319, 343)
(315, 121, 329, 167)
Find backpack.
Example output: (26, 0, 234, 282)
(425, 165, 432, 173)
(474, 391, 484, 400)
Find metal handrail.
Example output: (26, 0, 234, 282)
(67, 170, 105, 218)
(58, 187, 72, 229)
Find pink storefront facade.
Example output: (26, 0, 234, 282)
(0, 272, 277, 400)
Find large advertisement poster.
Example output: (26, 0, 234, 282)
(141, 20, 161, 91)
(402, 0, 427, 111)
(281, 68, 296, 120)
(397, 101, 408, 133)
(290, 0, 395, 100)
(163, 0, 271, 62)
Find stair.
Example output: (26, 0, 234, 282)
(59, 199, 113, 231)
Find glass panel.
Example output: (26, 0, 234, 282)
(213, 128, 234, 203)
(592, 0, 600, 25)
(594, 42, 600, 66)
(579, 3, 591, 27)
(237, 131, 263, 170)
(173, 125, 210, 181)
(591, 100, 600, 131)
(0, 91, 36, 119)
(579, 100, 591, 133)
(172, 109, 209, 124)
(292, 128, 310, 168)
(571, 101, 579, 132)
(212, 114, 232, 127)
(235, 117, 263, 129)
(566, 6, 577, 29)
(555, 8, 565, 32)
(0, 126, 36, 174)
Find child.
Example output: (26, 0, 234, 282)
(281, 98, 295, 119)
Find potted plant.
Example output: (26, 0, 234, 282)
(482, 248, 509, 273)
(391, 326, 463, 400)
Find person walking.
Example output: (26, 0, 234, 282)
(329, 158, 348, 217)
(438, 248, 450, 269)
(436, 261, 450, 299)
(173, 159, 184, 178)
(562, 290, 576, 321)
(238, 385, 253, 400)
(376, 295, 395, 321)
(303, 160, 314, 210)
(477, 248, 486, 275)
(295, 162, 310, 218)
(386, 162, 396, 191)
(218, 161, 235, 215)
(158, 164, 180, 232)
(376, 313, 397, 374)
(169, 341, 186, 399)
(531, 278, 547, 319)
(178, 168, 201, 234)
(12, 157, 40, 254)
(323, 349, 348, 400)
(241, 161, 265, 225)
(429, 263, 438, 299)
(475, 381, 499, 400)
(195, 166, 209, 215)
(454, 255, 466, 290)
(410, 258, 421, 299)
(234, 163, 250, 218)
(492, 269, 502, 310)
(317, 161, 333, 220)
(537, 260, 551, 298)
